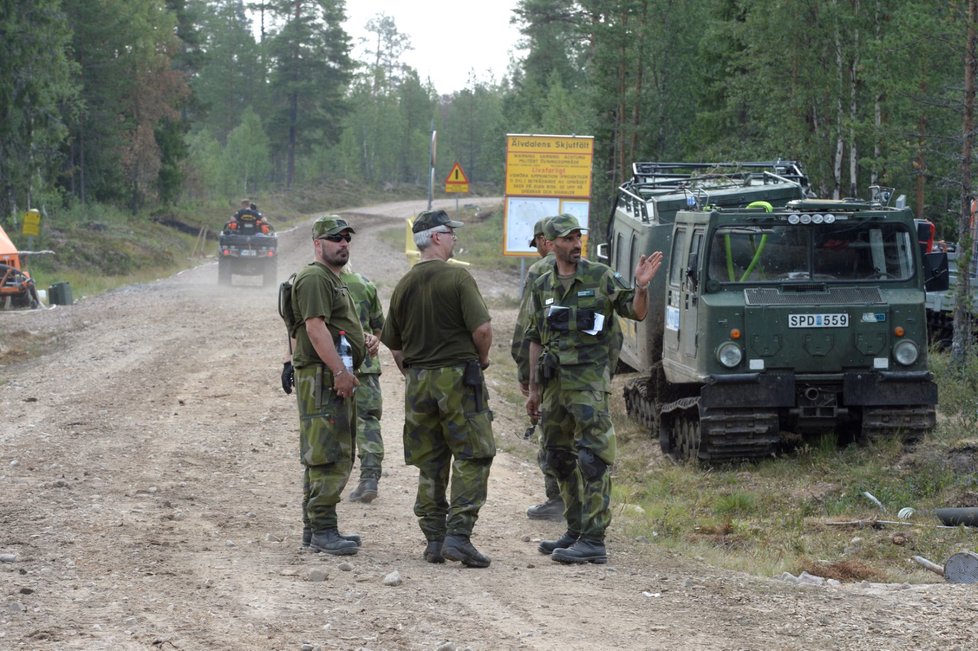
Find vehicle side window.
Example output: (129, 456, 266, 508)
(689, 230, 703, 282)
(670, 228, 687, 286)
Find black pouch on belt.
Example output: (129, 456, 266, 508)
(463, 360, 485, 411)
(539, 351, 560, 384)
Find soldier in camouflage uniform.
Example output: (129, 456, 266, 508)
(291, 216, 366, 556)
(511, 217, 563, 521)
(340, 266, 385, 503)
(525, 214, 662, 564)
(381, 209, 496, 568)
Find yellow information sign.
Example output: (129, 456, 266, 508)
(22, 209, 41, 237)
(505, 135, 594, 198)
(445, 161, 469, 194)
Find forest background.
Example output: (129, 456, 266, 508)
(2, 0, 977, 249)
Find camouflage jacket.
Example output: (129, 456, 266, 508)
(510, 252, 555, 385)
(525, 257, 635, 392)
(341, 270, 385, 375)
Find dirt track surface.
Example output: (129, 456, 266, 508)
(2, 199, 976, 651)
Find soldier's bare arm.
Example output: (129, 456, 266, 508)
(631, 251, 663, 320)
(471, 321, 492, 369)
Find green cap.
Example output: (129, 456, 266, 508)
(544, 214, 586, 240)
(313, 215, 355, 238)
(412, 209, 464, 233)
(529, 217, 550, 247)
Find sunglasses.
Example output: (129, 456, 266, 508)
(319, 233, 352, 243)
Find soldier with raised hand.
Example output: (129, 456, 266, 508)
(341, 264, 385, 504)
(525, 214, 662, 564)
(511, 217, 563, 522)
(291, 215, 366, 555)
(381, 209, 496, 568)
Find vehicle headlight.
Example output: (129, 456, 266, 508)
(893, 340, 919, 366)
(717, 342, 743, 368)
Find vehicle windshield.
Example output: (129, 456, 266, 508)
(707, 222, 915, 284)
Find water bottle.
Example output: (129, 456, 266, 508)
(338, 330, 354, 373)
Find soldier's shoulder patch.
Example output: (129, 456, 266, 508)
(613, 272, 630, 289)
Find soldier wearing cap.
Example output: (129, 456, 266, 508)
(511, 217, 563, 522)
(291, 215, 366, 555)
(525, 214, 662, 564)
(381, 209, 496, 568)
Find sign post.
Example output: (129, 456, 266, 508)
(445, 161, 470, 215)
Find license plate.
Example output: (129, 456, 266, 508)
(240, 249, 256, 256)
(788, 313, 849, 328)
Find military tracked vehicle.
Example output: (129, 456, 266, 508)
(600, 162, 949, 462)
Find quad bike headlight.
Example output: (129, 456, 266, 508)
(893, 340, 919, 366)
(717, 341, 743, 368)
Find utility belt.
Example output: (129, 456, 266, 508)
(405, 360, 487, 412)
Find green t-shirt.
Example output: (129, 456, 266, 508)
(381, 259, 490, 368)
(340, 270, 385, 376)
(291, 261, 366, 370)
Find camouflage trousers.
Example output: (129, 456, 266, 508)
(540, 378, 617, 540)
(536, 441, 561, 500)
(403, 365, 496, 541)
(354, 373, 384, 480)
(295, 365, 357, 531)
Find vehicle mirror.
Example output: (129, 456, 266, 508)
(923, 251, 949, 292)
(595, 242, 608, 262)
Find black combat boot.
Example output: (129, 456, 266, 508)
(303, 525, 360, 547)
(538, 531, 579, 555)
(551, 538, 607, 564)
(423, 539, 445, 564)
(309, 528, 359, 556)
(526, 496, 564, 521)
(442, 534, 491, 568)
(348, 478, 379, 503)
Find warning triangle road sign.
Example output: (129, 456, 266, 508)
(445, 162, 469, 185)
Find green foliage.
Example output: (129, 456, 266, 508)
(0, 0, 78, 222)
(223, 108, 271, 194)
(7, 0, 977, 262)
(931, 349, 978, 426)
(265, 0, 352, 187)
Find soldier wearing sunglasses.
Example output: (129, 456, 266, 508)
(290, 215, 366, 555)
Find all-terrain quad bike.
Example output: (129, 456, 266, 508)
(217, 210, 277, 287)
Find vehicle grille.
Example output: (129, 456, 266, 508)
(744, 287, 884, 306)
